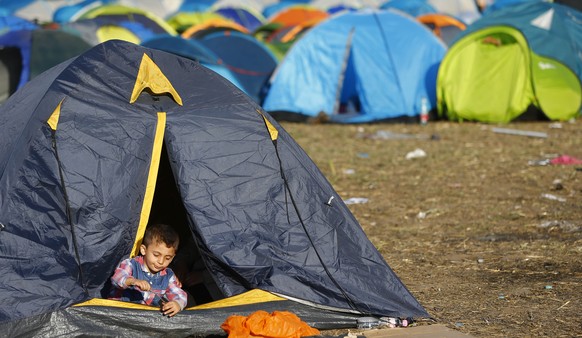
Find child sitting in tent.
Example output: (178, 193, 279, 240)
(108, 223, 187, 317)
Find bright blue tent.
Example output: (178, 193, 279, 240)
(0, 0, 36, 16)
(0, 15, 37, 32)
(178, 0, 217, 12)
(53, 0, 101, 23)
(262, 10, 446, 123)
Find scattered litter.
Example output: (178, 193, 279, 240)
(417, 211, 427, 219)
(405, 148, 426, 160)
(552, 179, 563, 190)
(528, 158, 551, 166)
(356, 316, 412, 330)
(344, 197, 369, 205)
(550, 155, 582, 165)
(557, 300, 570, 310)
(477, 258, 484, 264)
(357, 317, 381, 329)
(358, 130, 438, 140)
(454, 322, 464, 327)
(498, 294, 506, 300)
(544, 285, 553, 290)
(378, 317, 411, 328)
(538, 220, 580, 232)
(343, 169, 355, 175)
(356, 152, 369, 159)
(325, 196, 335, 206)
(492, 127, 548, 138)
(541, 193, 566, 202)
(527, 154, 581, 166)
(548, 122, 562, 129)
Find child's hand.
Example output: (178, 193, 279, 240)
(127, 278, 151, 291)
(160, 300, 181, 317)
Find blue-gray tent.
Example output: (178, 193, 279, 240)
(0, 27, 91, 104)
(262, 10, 446, 123)
(197, 30, 278, 104)
(0, 40, 428, 336)
(140, 35, 246, 94)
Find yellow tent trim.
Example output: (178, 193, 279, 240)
(47, 99, 65, 131)
(256, 109, 278, 141)
(185, 289, 284, 310)
(130, 53, 183, 106)
(74, 290, 284, 310)
(74, 298, 158, 310)
(129, 112, 166, 258)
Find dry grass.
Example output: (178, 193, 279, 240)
(279, 120, 582, 338)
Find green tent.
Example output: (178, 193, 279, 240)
(437, 2, 582, 123)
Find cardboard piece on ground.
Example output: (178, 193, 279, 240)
(361, 324, 474, 338)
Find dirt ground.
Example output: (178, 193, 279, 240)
(279, 120, 582, 338)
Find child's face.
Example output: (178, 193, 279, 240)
(139, 240, 176, 274)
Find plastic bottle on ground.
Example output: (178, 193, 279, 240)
(420, 97, 429, 125)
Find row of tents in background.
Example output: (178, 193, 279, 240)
(1, 0, 581, 123)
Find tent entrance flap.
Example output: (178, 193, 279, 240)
(441, 27, 534, 122)
(148, 143, 222, 306)
(333, 28, 354, 115)
(0, 47, 22, 102)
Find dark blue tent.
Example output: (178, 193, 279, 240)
(0, 14, 37, 31)
(0, 40, 428, 336)
(213, 6, 265, 32)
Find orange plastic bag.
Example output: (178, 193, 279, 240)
(221, 310, 321, 338)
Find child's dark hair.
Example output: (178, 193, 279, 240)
(143, 223, 179, 250)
